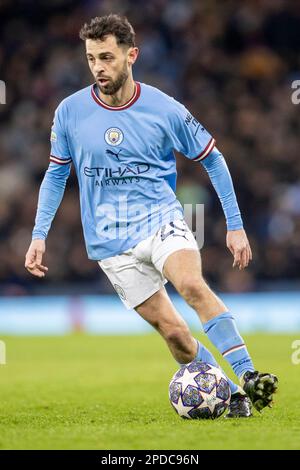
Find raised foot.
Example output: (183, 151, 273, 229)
(242, 371, 278, 412)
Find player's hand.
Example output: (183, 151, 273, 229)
(25, 239, 48, 278)
(226, 229, 252, 270)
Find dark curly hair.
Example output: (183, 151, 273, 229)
(79, 14, 136, 47)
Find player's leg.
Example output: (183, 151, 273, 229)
(135, 285, 215, 366)
(151, 220, 277, 411)
(98, 247, 240, 397)
(162, 248, 254, 376)
(99, 248, 198, 364)
(137, 286, 197, 364)
(134, 285, 241, 396)
(99, 246, 251, 416)
(135, 286, 252, 417)
(152, 220, 254, 378)
(162, 248, 278, 411)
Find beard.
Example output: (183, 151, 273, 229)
(98, 64, 129, 96)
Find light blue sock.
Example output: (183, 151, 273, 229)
(195, 340, 238, 394)
(203, 312, 255, 379)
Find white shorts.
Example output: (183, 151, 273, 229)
(98, 219, 199, 309)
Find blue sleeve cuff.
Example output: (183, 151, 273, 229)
(32, 232, 47, 240)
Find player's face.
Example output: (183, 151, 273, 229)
(85, 36, 138, 95)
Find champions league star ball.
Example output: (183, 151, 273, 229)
(169, 361, 231, 419)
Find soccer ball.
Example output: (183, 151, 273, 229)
(169, 360, 231, 419)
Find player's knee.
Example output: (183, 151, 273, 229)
(177, 277, 208, 305)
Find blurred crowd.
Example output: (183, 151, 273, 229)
(0, 0, 300, 296)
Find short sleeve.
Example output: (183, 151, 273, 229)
(169, 99, 215, 162)
(49, 102, 72, 165)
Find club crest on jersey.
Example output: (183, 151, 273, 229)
(105, 127, 124, 146)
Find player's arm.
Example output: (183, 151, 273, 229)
(169, 100, 252, 270)
(25, 102, 72, 278)
(200, 147, 252, 270)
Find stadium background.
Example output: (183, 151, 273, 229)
(0, 0, 300, 451)
(1, 0, 300, 334)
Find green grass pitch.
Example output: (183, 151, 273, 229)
(0, 333, 299, 450)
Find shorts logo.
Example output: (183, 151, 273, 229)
(113, 283, 126, 300)
(105, 128, 124, 146)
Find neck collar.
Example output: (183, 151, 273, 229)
(91, 81, 141, 111)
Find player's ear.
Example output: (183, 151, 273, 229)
(128, 47, 139, 66)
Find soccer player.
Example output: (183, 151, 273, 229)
(25, 14, 278, 417)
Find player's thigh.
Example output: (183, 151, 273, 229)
(151, 219, 204, 290)
(162, 248, 204, 292)
(152, 220, 200, 274)
(135, 286, 189, 334)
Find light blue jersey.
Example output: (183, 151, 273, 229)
(33, 82, 219, 260)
